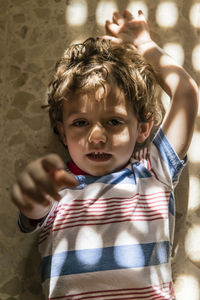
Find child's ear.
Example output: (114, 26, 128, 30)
(56, 121, 67, 146)
(136, 120, 154, 143)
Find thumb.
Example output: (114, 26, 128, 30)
(52, 169, 79, 189)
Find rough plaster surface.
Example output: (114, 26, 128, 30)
(0, 0, 200, 299)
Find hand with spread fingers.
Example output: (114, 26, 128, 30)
(11, 154, 78, 220)
(103, 10, 152, 48)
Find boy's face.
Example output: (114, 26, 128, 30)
(58, 84, 152, 176)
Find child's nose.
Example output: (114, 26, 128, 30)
(88, 123, 107, 144)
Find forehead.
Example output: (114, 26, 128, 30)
(63, 84, 131, 116)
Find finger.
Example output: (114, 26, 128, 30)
(112, 11, 124, 26)
(123, 9, 134, 21)
(53, 169, 79, 188)
(17, 172, 51, 205)
(27, 164, 61, 201)
(11, 183, 33, 211)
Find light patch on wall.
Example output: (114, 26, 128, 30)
(198, 86, 200, 115)
(66, 0, 88, 26)
(185, 224, 200, 264)
(96, 0, 118, 26)
(175, 274, 200, 300)
(188, 131, 200, 163)
(188, 176, 200, 211)
(189, 3, 200, 28)
(192, 44, 200, 71)
(156, 2, 178, 27)
(127, 1, 148, 19)
(163, 43, 184, 66)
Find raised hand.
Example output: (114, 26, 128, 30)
(11, 154, 78, 219)
(103, 10, 152, 48)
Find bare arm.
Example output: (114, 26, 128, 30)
(137, 40, 198, 159)
(104, 10, 199, 159)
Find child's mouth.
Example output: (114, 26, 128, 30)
(86, 152, 112, 161)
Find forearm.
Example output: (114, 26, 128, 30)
(137, 40, 198, 99)
(138, 40, 198, 158)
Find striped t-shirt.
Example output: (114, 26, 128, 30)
(23, 128, 186, 299)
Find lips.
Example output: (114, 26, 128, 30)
(86, 152, 112, 161)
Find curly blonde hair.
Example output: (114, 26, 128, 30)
(46, 37, 162, 139)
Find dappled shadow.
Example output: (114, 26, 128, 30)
(42, 1, 199, 297)
(5, 0, 200, 299)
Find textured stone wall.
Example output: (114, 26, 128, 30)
(0, 0, 200, 299)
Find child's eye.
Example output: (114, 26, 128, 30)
(72, 120, 89, 127)
(107, 119, 124, 126)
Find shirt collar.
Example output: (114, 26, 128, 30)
(66, 160, 89, 175)
(66, 160, 131, 176)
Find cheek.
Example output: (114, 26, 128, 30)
(66, 132, 85, 151)
(112, 128, 132, 146)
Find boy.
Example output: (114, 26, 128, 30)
(11, 10, 198, 300)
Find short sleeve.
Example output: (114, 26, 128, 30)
(133, 127, 187, 188)
(150, 127, 187, 187)
(18, 212, 48, 233)
(18, 202, 58, 233)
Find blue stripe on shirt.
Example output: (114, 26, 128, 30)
(74, 164, 152, 189)
(41, 241, 170, 282)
